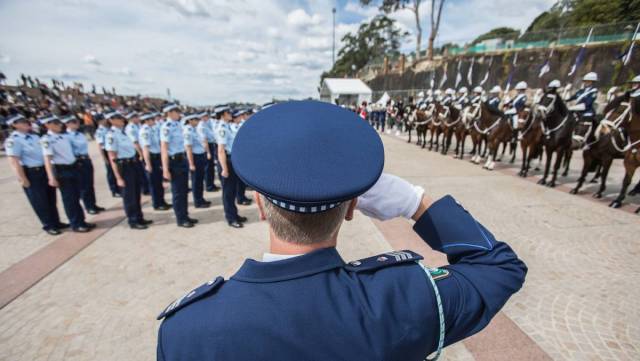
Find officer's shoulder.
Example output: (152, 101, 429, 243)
(344, 250, 424, 273)
(157, 276, 225, 320)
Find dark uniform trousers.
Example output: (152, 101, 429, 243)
(102, 149, 118, 195)
(169, 154, 190, 224)
(54, 163, 86, 229)
(205, 142, 218, 190)
(137, 156, 150, 194)
(76, 156, 97, 211)
(236, 178, 249, 203)
(117, 158, 144, 225)
(217, 156, 239, 223)
(147, 154, 166, 209)
(23, 166, 61, 231)
(191, 153, 207, 206)
(156, 196, 528, 360)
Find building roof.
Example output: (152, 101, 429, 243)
(322, 78, 372, 95)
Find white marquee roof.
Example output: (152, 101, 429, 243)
(322, 78, 372, 95)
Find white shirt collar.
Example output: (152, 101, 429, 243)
(262, 253, 303, 262)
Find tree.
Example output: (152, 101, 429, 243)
(320, 15, 408, 82)
(360, 1, 445, 60)
(472, 27, 520, 45)
(526, 0, 640, 32)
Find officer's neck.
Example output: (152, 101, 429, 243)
(269, 228, 338, 255)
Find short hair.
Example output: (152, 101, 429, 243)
(261, 195, 349, 245)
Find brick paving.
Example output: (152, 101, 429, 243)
(0, 135, 638, 360)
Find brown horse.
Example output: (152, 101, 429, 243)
(428, 102, 445, 151)
(452, 104, 476, 159)
(570, 95, 628, 197)
(440, 104, 462, 155)
(536, 90, 576, 187)
(517, 106, 543, 177)
(481, 104, 512, 170)
(609, 93, 640, 213)
(413, 106, 432, 148)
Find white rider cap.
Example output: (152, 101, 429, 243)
(548, 79, 562, 88)
(515, 81, 528, 90)
(583, 72, 598, 82)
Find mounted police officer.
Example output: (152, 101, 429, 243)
(140, 113, 171, 211)
(196, 111, 219, 192)
(183, 113, 211, 209)
(546, 79, 562, 95)
(160, 104, 198, 228)
(454, 86, 469, 109)
(441, 88, 455, 106)
(5, 114, 64, 235)
(486, 86, 502, 112)
(214, 106, 246, 228)
(105, 112, 151, 230)
(60, 115, 105, 215)
(505, 81, 528, 128)
(95, 114, 120, 198)
(567, 72, 598, 125)
(156, 100, 527, 360)
(470, 86, 483, 105)
(41, 115, 95, 233)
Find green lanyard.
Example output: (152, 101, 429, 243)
(417, 261, 445, 361)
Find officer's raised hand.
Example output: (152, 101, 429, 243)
(357, 173, 427, 221)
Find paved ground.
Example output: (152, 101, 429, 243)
(0, 133, 638, 360)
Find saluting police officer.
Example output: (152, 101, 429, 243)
(140, 113, 171, 211)
(105, 112, 151, 230)
(183, 113, 211, 208)
(156, 101, 527, 360)
(160, 104, 198, 228)
(196, 111, 219, 192)
(95, 114, 120, 198)
(41, 115, 95, 233)
(125, 111, 151, 195)
(230, 109, 252, 206)
(214, 106, 246, 228)
(61, 115, 105, 215)
(5, 114, 65, 235)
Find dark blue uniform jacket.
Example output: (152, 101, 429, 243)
(157, 195, 527, 360)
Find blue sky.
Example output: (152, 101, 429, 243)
(0, 0, 554, 105)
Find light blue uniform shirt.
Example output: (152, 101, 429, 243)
(214, 122, 233, 154)
(41, 130, 76, 165)
(139, 124, 161, 154)
(4, 131, 45, 167)
(183, 124, 205, 154)
(105, 128, 137, 159)
(160, 119, 185, 156)
(125, 122, 141, 144)
(95, 125, 110, 149)
(197, 120, 216, 143)
(66, 130, 89, 156)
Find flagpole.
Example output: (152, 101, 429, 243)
(623, 22, 640, 66)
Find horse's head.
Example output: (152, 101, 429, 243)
(516, 107, 534, 130)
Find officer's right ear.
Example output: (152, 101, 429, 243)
(254, 191, 266, 221)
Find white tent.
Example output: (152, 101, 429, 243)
(320, 78, 372, 105)
(375, 92, 390, 106)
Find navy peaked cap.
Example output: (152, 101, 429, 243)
(6, 114, 26, 126)
(232, 100, 384, 213)
(59, 115, 77, 123)
(38, 114, 59, 124)
(163, 103, 180, 113)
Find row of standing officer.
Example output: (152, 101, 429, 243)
(4, 114, 105, 235)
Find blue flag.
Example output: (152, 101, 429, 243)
(568, 28, 593, 76)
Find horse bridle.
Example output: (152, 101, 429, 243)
(596, 101, 639, 153)
(537, 94, 571, 140)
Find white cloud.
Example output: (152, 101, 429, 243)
(83, 54, 101, 66)
(287, 9, 322, 28)
(0, 54, 10, 64)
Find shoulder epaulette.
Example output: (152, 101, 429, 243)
(157, 276, 224, 320)
(344, 250, 423, 272)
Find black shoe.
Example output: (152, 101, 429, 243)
(129, 223, 148, 230)
(228, 221, 243, 228)
(112, 192, 122, 198)
(57, 222, 70, 229)
(142, 191, 150, 195)
(94, 206, 106, 212)
(45, 228, 61, 236)
(237, 199, 252, 205)
(73, 226, 90, 233)
(187, 217, 199, 224)
(206, 187, 220, 192)
(178, 221, 195, 228)
(84, 222, 97, 229)
(139, 219, 153, 225)
(195, 203, 211, 209)
(154, 204, 172, 211)
(237, 216, 248, 223)
(87, 209, 99, 215)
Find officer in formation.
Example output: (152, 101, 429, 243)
(61, 115, 105, 215)
(196, 111, 219, 192)
(125, 111, 151, 195)
(160, 104, 198, 228)
(454, 86, 469, 109)
(139, 112, 171, 211)
(5, 114, 65, 235)
(504, 81, 528, 128)
(231, 109, 252, 206)
(470, 86, 483, 106)
(183, 113, 211, 208)
(95, 115, 121, 198)
(41, 115, 95, 233)
(486, 85, 502, 112)
(213, 106, 247, 228)
(546, 79, 562, 95)
(441, 88, 455, 106)
(156, 100, 527, 360)
(567, 72, 598, 124)
(105, 112, 151, 230)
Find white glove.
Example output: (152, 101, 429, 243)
(357, 173, 424, 221)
